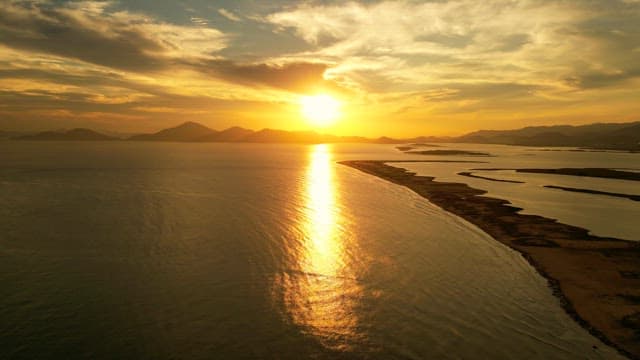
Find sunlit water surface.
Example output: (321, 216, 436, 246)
(0, 142, 626, 359)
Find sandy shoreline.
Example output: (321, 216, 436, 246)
(340, 160, 640, 359)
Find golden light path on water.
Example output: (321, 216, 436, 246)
(282, 144, 363, 350)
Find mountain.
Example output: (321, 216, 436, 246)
(376, 136, 409, 144)
(452, 121, 640, 150)
(593, 123, 640, 150)
(127, 123, 362, 143)
(8, 120, 639, 149)
(129, 121, 216, 141)
(15, 128, 117, 141)
(196, 126, 255, 142)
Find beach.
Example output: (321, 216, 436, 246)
(340, 160, 640, 359)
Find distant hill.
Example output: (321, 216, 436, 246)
(129, 122, 374, 144)
(6, 120, 639, 149)
(15, 128, 117, 141)
(196, 126, 255, 142)
(452, 121, 640, 150)
(129, 121, 216, 141)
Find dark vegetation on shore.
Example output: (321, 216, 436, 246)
(396, 146, 415, 151)
(544, 185, 640, 202)
(409, 143, 441, 147)
(340, 160, 640, 359)
(457, 171, 524, 183)
(472, 168, 640, 182)
(386, 160, 489, 163)
(517, 168, 640, 181)
(406, 150, 492, 156)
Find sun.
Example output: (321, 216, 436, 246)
(300, 94, 341, 126)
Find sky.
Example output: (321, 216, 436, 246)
(1, 0, 639, 136)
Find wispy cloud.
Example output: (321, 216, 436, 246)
(190, 17, 209, 26)
(0, 0, 228, 71)
(265, 0, 640, 93)
(218, 8, 242, 22)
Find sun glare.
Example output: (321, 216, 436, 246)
(300, 94, 341, 126)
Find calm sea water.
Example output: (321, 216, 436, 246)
(0, 142, 625, 359)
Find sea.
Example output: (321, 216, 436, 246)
(1, 141, 636, 359)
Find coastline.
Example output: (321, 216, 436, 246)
(340, 160, 640, 359)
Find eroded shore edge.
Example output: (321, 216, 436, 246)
(339, 160, 640, 360)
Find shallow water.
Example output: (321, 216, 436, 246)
(0, 141, 625, 359)
(395, 143, 640, 240)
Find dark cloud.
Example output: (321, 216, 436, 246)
(0, 2, 340, 94)
(569, 68, 640, 89)
(0, 68, 173, 98)
(565, 0, 640, 88)
(421, 82, 542, 109)
(0, 2, 170, 71)
(0, 1, 229, 74)
(0, 89, 135, 113)
(196, 60, 344, 93)
(0, 68, 125, 88)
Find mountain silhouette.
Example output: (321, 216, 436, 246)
(7, 120, 639, 150)
(196, 126, 255, 142)
(15, 128, 117, 141)
(454, 121, 640, 149)
(129, 121, 216, 141)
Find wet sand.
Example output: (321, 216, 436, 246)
(340, 160, 640, 359)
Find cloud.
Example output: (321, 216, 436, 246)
(0, 1, 342, 94)
(265, 0, 640, 94)
(1, 0, 639, 135)
(218, 8, 241, 22)
(194, 60, 345, 94)
(0, 0, 228, 72)
(190, 17, 209, 26)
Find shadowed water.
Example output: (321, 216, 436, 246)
(0, 142, 624, 359)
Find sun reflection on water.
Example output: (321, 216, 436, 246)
(280, 144, 362, 350)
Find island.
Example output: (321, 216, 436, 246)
(340, 160, 640, 359)
(470, 167, 640, 182)
(457, 171, 524, 183)
(405, 150, 492, 156)
(515, 168, 640, 182)
(544, 185, 640, 202)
